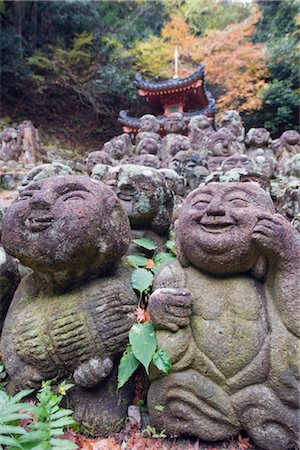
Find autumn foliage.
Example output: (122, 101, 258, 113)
(133, 8, 268, 113)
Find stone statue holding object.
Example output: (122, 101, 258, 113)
(148, 181, 300, 450)
(1, 175, 137, 433)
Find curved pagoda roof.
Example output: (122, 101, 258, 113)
(134, 63, 205, 92)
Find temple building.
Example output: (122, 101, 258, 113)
(119, 62, 216, 136)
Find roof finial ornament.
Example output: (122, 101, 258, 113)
(173, 46, 179, 79)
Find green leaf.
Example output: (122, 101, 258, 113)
(129, 322, 157, 374)
(153, 252, 176, 274)
(154, 404, 164, 412)
(132, 238, 157, 251)
(50, 410, 74, 420)
(19, 430, 49, 443)
(131, 268, 154, 294)
(50, 417, 75, 428)
(166, 240, 176, 255)
(126, 255, 148, 268)
(152, 350, 172, 374)
(0, 424, 27, 435)
(50, 438, 77, 449)
(117, 345, 140, 389)
(0, 435, 22, 448)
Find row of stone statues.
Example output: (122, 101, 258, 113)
(0, 171, 299, 450)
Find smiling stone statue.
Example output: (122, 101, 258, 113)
(1, 175, 137, 433)
(147, 181, 300, 450)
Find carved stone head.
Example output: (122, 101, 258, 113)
(207, 132, 235, 157)
(86, 151, 115, 175)
(158, 168, 186, 197)
(129, 154, 161, 169)
(103, 134, 132, 161)
(139, 114, 160, 133)
(102, 165, 174, 235)
(2, 176, 131, 280)
(136, 137, 160, 156)
(164, 113, 185, 134)
(245, 128, 272, 148)
(221, 154, 255, 173)
(175, 182, 275, 273)
(188, 115, 211, 132)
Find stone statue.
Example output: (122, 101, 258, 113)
(167, 150, 187, 175)
(218, 110, 245, 153)
(101, 165, 173, 239)
(90, 163, 112, 181)
(147, 181, 300, 450)
(245, 128, 273, 159)
(188, 114, 215, 153)
(1, 176, 137, 432)
(128, 154, 161, 169)
(0, 208, 20, 331)
(136, 114, 161, 146)
(16, 121, 44, 167)
(158, 169, 186, 198)
(206, 156, 226, 173)
(207, 131, 236, 159)
(276, 130, 300, 165)
(86, 150, 116, 175)
(254, 154, 277, 180)
(220, 154, 255, 174)
(139, 114, 160, 133)
(161, 135, 191, 166)
(0, 127, 19, 162)
(18, 161, 73, 191)
(163, 113, 186, 135)
(103, 134, 132, 161)
(136, 137, 161, 157)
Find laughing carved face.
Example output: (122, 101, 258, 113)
(176, 182, 275, 273)
(2, 176, 130, 276)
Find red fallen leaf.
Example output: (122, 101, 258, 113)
(238, 434, 253, 450)
(146, 259, 154, 269)
(60, 429, 77, 442)
(134, 307, 151, 323)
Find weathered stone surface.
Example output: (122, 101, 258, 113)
(136, 137, 161, 156)
(0, 246, 20, 331)
(218, 110, 245, 153)
(276, 130, 300, 164)
(220, 154, 255, 173)
(188, 114, 215, 153)
(68, 358, 135, 436)
(147, 181, 300, 450)
(245, 127, 273, 159)
(102, 165, 173, 236)
(128, 154, 161, 169)
(103, 133, 132, 161)
(86, 151, 116, 175)
(18, 161, 73, 191)
(1, 175, 136, 432)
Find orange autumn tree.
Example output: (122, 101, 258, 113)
(132, 8, 268, 113)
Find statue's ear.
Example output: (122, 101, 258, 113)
(251, 253, 268, 280)
(174, 219, 190, 267)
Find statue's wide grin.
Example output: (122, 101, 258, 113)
(25, 216, 54, 232)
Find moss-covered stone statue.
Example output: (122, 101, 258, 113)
(0, 208, 20, 331)
(1, 175, 137, 434)
(101, 164, 174, 249)
(147, 181, 300, 450)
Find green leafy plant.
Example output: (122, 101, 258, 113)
(142, 425, 167, 439)
(118, 236, 174, 389)
(16, 380, 77, 450)
(0, 389, 35, 449)
(0, 378, 77, 450)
